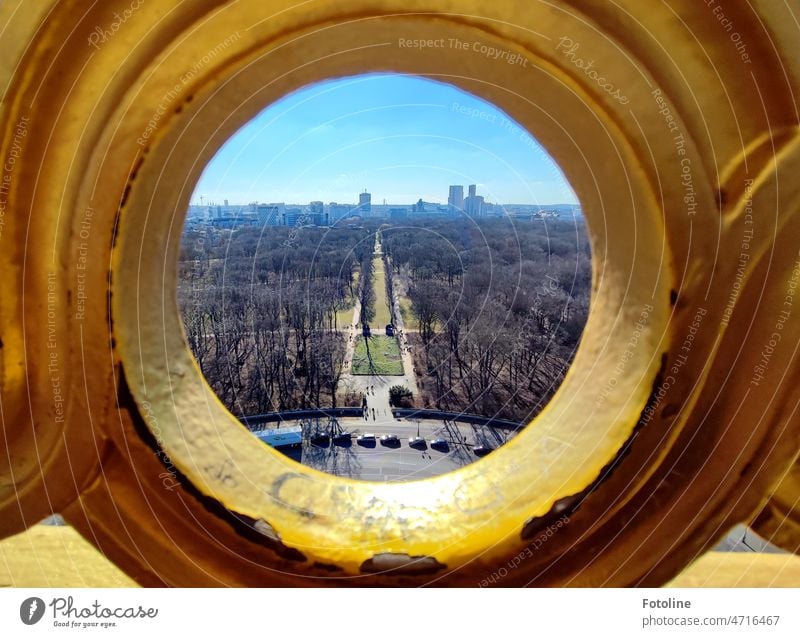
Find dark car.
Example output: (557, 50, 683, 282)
(333, 432, 352, 445)
(310, 432, 330, 446)
(430, 438, 449, 452)
(357, 433, 376, 446)
(380, 434, 400, 447)
(473, 444, 494, 457)
(408, 436, 426, 449)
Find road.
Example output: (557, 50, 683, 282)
(275, 416, 515, 481)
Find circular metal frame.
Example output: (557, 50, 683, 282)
(1, 0, 798, 586)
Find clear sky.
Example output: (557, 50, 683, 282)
(193, 73, 577, 207)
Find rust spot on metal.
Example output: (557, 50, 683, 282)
(522, 494, 580, 540)
(361, 553, 444, 575)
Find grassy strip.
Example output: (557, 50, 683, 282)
(397, 295, 418, 331)
(371, 256, 393, 327)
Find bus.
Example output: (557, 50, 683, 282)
(254, 425, 302, 449)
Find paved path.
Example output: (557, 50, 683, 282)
(389, 283, 418, 396)
(340, 296, 361, 375)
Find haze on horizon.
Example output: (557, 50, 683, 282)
(192, 73, 578, 207)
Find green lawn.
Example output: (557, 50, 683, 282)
(351, 335, 404, 375)
(397, 294, 418, 331)
(371, 257, 393, 327)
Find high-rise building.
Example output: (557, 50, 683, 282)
(448, 185, 464, 215)
(464, 185, 484, 217)
(357, 190, 371, 216)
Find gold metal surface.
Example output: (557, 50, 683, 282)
(4, 524, 797, 588)
(1, 0, 798, 586)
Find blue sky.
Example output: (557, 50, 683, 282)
(193, 74, 577, 206)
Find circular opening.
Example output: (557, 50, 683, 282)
(113, 11, 670, 575)
(178, 73, 590, 482)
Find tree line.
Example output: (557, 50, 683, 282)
(177, 224, 374, 416)
(381, 217, 591, 422)
(178, 216, 591, 422)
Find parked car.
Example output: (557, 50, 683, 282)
(309, 432, 330, 446)
(430, 438, 449, 451)
(333, 432, 351, 445)
(380, 434, 400, 446)
(408, 436, 426, 448)
(357, 433, 376, 445)
(473, 444, 494, 457)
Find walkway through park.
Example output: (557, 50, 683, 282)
(339, 231, 418, 422)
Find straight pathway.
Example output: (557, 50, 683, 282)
(338, 231, 419, 418)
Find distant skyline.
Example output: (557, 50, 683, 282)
(193, 73, 578, 206)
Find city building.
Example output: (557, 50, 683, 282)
(308, 200, 326, 225)
(464, 184, 484, 217)
(448, 185, 464, 215)
(283, 207, 302, 226)
(357, 190, 371, 216)
(256, 203, 283, 226)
